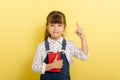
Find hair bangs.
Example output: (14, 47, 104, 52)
(49, 15, 63, 24)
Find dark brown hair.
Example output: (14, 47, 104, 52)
(44, 11, 66, 40)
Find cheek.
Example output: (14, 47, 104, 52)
(61, 27, 65, 32)
(47, 27, 53, 32)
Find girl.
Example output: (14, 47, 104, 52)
(32, 11, 89, 80)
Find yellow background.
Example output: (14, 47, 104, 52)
(0, 0, 120, 80)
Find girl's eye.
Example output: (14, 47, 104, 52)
(58, 24, 62, 27)
(50, 24, 54, 27)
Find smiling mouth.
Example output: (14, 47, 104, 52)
(53, 32, 59, 33)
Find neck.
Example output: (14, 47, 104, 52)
(50, 37, 60, 41)
(50, 36, 62, 41)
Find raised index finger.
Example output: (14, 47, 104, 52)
(76, 22, 81, 29)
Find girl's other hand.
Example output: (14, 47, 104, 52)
(75, 22, 85, 39)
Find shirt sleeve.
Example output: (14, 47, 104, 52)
(71, 42, 89, 61)
(32, 42, 46, 74)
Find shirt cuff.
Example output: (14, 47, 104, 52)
(81, 51, 90, 60)
(41, 62, 46, 74)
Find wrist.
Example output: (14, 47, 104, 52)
(80, 35, 86, 40)
(46, 63, 54, 71)
(50, 63, 54, 69)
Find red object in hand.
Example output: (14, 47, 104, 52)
(48, 52, 61, 72)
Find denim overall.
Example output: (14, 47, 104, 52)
(40, 39, 70, 80)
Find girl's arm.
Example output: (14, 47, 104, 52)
(32, 43, 46, 74)
(75, 22, 88, 56)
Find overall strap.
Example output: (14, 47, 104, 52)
(62, 39, 66, 50)
(45, 39, 66, 51)
(45, 40, 50, 51)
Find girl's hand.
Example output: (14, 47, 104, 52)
(75, 22, 89, 56)
(52, 54, 63, 69)
(45, 54, 63, 71)
(75, 22, 85, 39)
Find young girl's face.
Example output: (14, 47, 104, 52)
(47, 23, 64, 40)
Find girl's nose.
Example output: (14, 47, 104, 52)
(54, 25, 58, 30)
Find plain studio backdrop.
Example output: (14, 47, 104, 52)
(0, 0, 120, 80)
